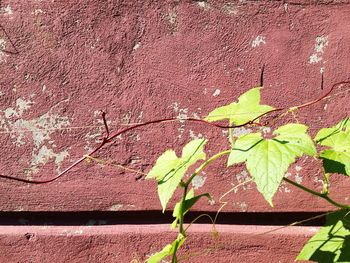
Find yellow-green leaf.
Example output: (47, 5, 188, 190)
(146, 234, 186, 263)
(205, 87, 274, 125)
(146, 139, 207, 211)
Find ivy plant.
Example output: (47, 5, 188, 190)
(145, 87, 350, 263)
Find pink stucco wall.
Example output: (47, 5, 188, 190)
(0, 0, 349, 261)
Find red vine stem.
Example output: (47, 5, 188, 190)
(0, 80, 349, 184)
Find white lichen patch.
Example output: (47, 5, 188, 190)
(171, 102, 189, 138)
(109, 204, 124, 211)
(192, 174, 207, 190)
(222, 3, 239, 15)
(1, 5, 13, 16)
(0, 38, 8, 62)
(32, 9, 44, 15)
(295, 174, 303, 184)
(235, 201, 248, 212)
(234, 170, 251, 192)
(309, 36, 328, 64)
(251, 36, 266, 48)
(212, 89, 221, 97)
(166, 10, 177, 24)
(189, 129, 203, 140)
(197, 1, 210, 10)
(208, 198, 215, 205)
(133, 42, 141, 51)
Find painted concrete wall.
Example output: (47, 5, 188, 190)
(0, 0, 349, 262)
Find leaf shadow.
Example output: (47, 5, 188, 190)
(322, 158, 347, 175)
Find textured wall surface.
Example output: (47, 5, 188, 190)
(0, 0, 349, 262)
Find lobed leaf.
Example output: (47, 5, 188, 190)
(228, 124, 316, 205)
(146, 139, 207, 211)
(205, 87, 274, 126)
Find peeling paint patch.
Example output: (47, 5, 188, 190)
(192, 174, 206, 190)
(309, 36, 328, 64)
(212, 89, 221, 97)
(164, 8, 178, 33)
(5, 98, 33, 118)
(1, 5, 13, 16)
(29, 145, 69, 174)
(74, 230, 83, 235)
(0, 38, 8, 62)
(251, 36, 266, 48)
(233, 127, 252, 137)
(1, 98, 71, 177)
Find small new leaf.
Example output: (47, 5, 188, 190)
(315, 118, 350, 176)
(228, 124, 316, 205)
(171, 189, 211, 229)
(146, 139, 207, 211)
(205, 87, 274, 126)
(146, 234, 186, 263)
(297, 210, 350, 262)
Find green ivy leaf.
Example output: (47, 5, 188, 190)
(297, 210, 350, 262)
(228, 124, 316, 205)
(315, 118, 350, 176)
(204, 87, 274, 125)
(146, 139, 207, 212)
(171, 189, 211, 229)
(146, 234, 186, 263)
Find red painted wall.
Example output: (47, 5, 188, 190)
(0, 0, 349, 262)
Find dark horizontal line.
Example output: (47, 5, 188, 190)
(0, 211, 326, 226)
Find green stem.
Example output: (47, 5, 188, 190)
(172, 149, 232, 262)
(179, 185, 188, 236)
(283, 177, 350, 209)
(171, 241, 179, 263)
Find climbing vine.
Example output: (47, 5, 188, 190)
(1, 78, 350, 262)
(145, 85, 350, 263)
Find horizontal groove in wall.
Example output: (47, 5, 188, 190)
(0, 211, 326, 226)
